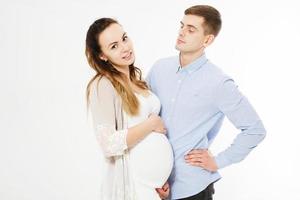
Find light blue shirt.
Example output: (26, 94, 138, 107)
(146, 54, 266, 199)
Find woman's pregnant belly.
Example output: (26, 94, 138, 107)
(130, 132, 174, 188)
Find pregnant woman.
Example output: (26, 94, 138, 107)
(85, 18, 174, 200)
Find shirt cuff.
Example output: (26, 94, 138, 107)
(214, 154, 231, 169)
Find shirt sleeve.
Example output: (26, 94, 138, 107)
(213, 77, 266, 169)
(145, 61, 158, 93)
(89, 78, 128, 158)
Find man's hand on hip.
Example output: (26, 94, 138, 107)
(185, 149, 218, 172)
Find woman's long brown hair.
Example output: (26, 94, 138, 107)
(85, 18, 148, 116)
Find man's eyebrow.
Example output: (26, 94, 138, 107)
(180, 21, 198, 30)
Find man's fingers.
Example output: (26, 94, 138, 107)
(185, 153, 207, 160)
(186, 157, 204, 162)
(186, 149, 209, 158)
(188, 149, 206, 154)
(185, 154, 205, 159)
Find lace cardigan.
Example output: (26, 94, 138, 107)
(89, 77, 136, 200)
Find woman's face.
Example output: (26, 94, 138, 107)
(98, 23, 135, 68)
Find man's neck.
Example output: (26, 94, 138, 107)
(180, 50, 205, 67)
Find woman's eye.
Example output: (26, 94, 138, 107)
(123, 36, 128, 41)
(111, 44, 117, 49)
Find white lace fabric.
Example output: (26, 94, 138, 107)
(89, 77, 136, 200)
(95, 124, 128, 157)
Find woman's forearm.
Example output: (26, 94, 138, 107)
(126, 119, 153, 148)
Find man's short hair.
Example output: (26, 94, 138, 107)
(185, 5, 222, 37)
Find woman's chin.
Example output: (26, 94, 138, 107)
(127, 58, 135, 66)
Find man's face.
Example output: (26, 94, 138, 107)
(175, 15, 210, 53)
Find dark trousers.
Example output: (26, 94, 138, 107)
(176, 183, 215, 200)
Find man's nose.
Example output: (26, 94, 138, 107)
(178, 28, 185, 37)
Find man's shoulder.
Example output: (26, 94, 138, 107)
(202, 61, 233, 88)
(155, 55, 178, 64)
(152, 55, 178, 70)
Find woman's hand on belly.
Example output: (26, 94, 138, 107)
(148, 114, 167, 134)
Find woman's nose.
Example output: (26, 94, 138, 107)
(121, 43, 130, 52)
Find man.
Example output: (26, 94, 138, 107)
(147, 5, 266, 200)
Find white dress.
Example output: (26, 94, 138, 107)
(125, 91, 174, 200)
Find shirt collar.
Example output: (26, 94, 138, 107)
(177, 53, 208, 74)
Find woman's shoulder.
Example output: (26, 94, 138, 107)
(90, 75, 116, 97)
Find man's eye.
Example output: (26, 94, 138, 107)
(123, 36, 128, 41)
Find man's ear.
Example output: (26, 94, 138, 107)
(203, 34, 215, 47)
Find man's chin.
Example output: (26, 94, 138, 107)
(175, 44, 187, 52)
(175, 45, 182, 51)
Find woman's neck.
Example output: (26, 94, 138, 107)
(115, 65, 130, 79)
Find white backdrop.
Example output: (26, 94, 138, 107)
(1, 0, 300, 199)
